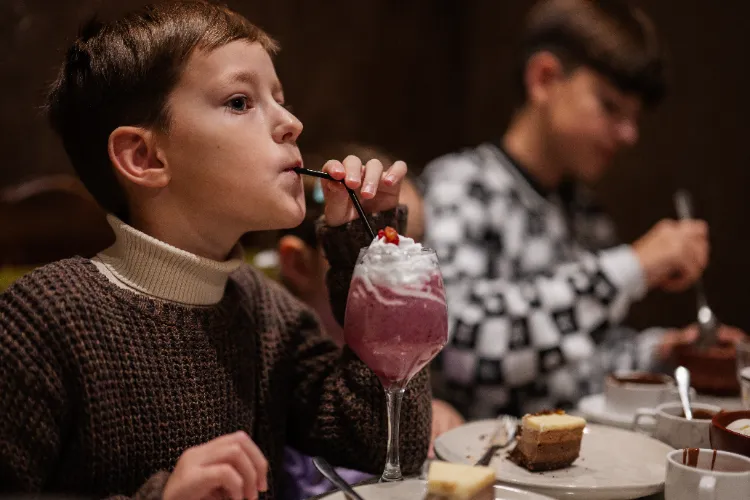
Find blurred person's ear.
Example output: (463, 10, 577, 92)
(524, 51, 566, 107)
(278, 235, 319, 296)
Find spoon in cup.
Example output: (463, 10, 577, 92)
(675, 365, 693, 420)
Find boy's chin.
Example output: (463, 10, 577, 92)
(272, 202, 306, 230)
(572, 163, 607, 185)
(240, 197, 305, 232)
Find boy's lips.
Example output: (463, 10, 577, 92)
(282, 165, 302, 177)
(281, 157, 303, 173)
(280, 161, 303, 185)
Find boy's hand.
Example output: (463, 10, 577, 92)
(428, 399, 465, 458)
(632, 219, 709, 292)
(321, 155, 408, 227)
(163, 431, 268, 500)
(657, 323, 748, 361)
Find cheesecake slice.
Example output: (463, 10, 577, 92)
(425, 461, 495, 500)
(508, 410, 586, 472)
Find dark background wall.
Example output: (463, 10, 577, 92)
(1, 0, 748, 332)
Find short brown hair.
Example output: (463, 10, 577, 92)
(46, 0, 278, 221)
(518, 0, 666, 107)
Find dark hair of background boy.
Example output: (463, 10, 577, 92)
(515, 0, 666, 107)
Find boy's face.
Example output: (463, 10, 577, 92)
(544, 66, 642, 184)
(157, 40, 305, 233)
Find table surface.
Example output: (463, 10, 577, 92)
(313, 396, 743, 499)
(310, 476, 667, 499)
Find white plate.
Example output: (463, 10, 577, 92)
(317, 478, 555, 499)
(434, 420, 673, 500)
(577, 393, 638, 429)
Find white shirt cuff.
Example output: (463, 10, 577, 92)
(599, 245, 647, 301)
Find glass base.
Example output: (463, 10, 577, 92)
(380, 465, 404, 482)
(381, 386, 406, 483)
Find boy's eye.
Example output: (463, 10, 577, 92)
(227, 96, 249, 112)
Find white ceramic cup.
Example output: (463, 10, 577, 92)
(665, 448, 750, 500)
(633, 402, 722, 449)
(740, 367, 750, 410)
(605, 372, 695, 416)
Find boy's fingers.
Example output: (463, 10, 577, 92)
(320, 160, 348, 202)
(383, 160, 407, 187)
(342, 155, 363, 189)
(233, 432, 269, 492)
(322, 159, 346, 180)
(200, 464, 244, 500)
(361, 159, 384, 198)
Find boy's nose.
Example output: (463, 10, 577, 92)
(617, 120, 639, 146)
(273, 112, 303, 144)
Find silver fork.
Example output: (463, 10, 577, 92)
(674, 189, 719, 348)
(312, 456, 366, 500)
(474, 415, 519, 467)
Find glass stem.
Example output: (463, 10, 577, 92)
(381, 386, 406, 482)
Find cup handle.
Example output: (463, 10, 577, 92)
(698, 475, 716, 500)
(633, 408, 657, 432)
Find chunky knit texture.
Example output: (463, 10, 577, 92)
(0, 209, 431, 499)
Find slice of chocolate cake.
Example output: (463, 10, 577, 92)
(508, 410, 586, 472)
(424, 461, 495, 500)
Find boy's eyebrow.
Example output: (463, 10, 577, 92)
(220, 71, 284, 96)
(223, 70, 260, 86)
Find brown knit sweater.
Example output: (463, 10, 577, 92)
(0, 209, 431, 499)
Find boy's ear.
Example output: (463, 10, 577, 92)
(108, 126, 170, 188)
(278, 235, 316, 295)
(524, 51, 566, 106)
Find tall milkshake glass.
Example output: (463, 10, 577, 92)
(344, 236, 448, 481)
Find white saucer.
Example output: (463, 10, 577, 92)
(577, 393, 638, 429)
(434, 420, 672, 500)
(577, 393, 745, 430)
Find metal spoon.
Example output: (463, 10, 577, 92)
(674, 189, 719, 348)
(675, 366, 693, 420)
(312, 456, 366, 500)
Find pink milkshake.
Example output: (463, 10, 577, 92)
(344, 232, 448, 388)
(345, 272, 448, 387)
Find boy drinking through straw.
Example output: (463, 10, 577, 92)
(0, 2, 431, 498)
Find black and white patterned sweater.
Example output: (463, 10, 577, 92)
(422, 143, 665, 418)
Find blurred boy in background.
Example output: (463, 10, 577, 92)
(421, 0, 745, 418)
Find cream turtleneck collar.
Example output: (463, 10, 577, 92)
(92, 215, 244, 305)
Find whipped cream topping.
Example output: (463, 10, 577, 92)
(727, 418, 750, 437)
(368, 232, 424, 253)
(355, 232, 437, 287)
(350, 231, 446, 309)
